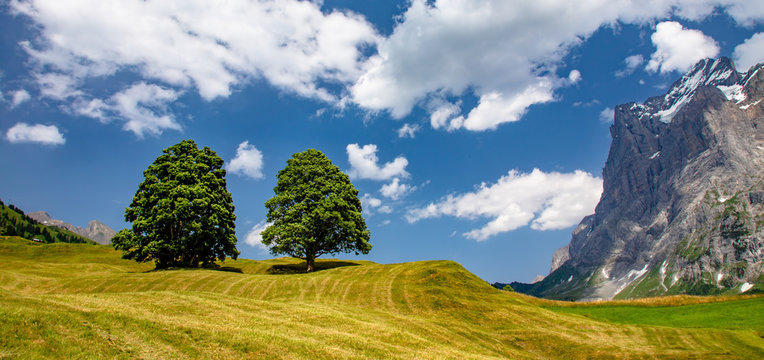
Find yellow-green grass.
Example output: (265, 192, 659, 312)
(1, 236, 763, 359)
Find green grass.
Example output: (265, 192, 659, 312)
(547, 298, 764, 331)
(1, 235, 763, 359)
(0, 203, 93, 244)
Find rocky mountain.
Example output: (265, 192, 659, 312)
(27, 211, 116, 245)
(513, 57, 764, 301)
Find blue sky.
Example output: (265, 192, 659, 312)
(1, 0, 762, 283)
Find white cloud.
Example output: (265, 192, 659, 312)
(6, 122, 65, 145)
(429, 100, 463, 131)
(573, 99, 601, 108)
(733, 32, 764, 71)
(462, 80, 554, 131)
(226, 141, 265, 180)
(625, 55, 645, 71)
(9, 90, 31, 108)
(74, 82, 181, 137)
(397, 123, 420, 138)
(361, 193, 382, 209)
(615, 55, 645, 77)
(346, 143, 408, 180)
(10, 0, 762, 134)
(360, 193, 392, 216)
(34, 72, 82, 100)
(723, 2, 764, 27)
(12, 0, 377, 104)
(599, 107, 615, 124)
(351, 0, 577, 130)
(406, 169, 602, 241)
(245, 221, 272, 252)
(380, 178, 412, 200)
(350, 1, 757, 131)
(568, 70, 582, 84)
(646, 21, 720, 74)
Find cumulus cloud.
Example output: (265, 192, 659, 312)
(350, 0, 757, 131)
(380, 178, 412, 200)
(10, 0, 763, 134)
(351, 0, 573, 130)
(615, 55, 645, 77)
(6, 122, 65, 145)
(346, 144, 408, 180)
(723, 2, 764, 27)
(397, 123, 420, 138)
(9, 90, 31, 108)
(599, 107, 615, 124)
(34, 72, 82, 100)
(74, 82, 181, 137)
(406, 169, 602, 241)
(733, 33, 764, 71)
(462, 80, 554, 131)
(361, 193, 392, 216)
(11, 0, 378, 134)
(226, 141, 265, 180)
(646, 21, 720, 74)
(12, 0, 377, 101)
(429, 100, 463, 131)
(244, 221, 272, 252)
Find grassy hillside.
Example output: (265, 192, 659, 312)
(1, 236, 763, 359)
(0, 200, 94, 244)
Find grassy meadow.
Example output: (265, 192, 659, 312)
(1, 236, 763, 359)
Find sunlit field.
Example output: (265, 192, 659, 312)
(1, 236, 762, 359)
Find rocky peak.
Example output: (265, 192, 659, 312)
(27, 211, 116, 245)
(86, 220, 117, 245)
(643, 57, 741, 124)
(514, 58, 764, 300)
(28, 211, 53, 223)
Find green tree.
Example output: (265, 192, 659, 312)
(262, 149, 371, 272)
(112, 139, 239, 268)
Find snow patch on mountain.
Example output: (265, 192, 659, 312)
(650, 58, 739, 123)
(613, 264, 650, 296)
(717, 84, 745, 103)
(740, 99, 761, 110)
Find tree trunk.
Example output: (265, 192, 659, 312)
(306, 258, 315, 273)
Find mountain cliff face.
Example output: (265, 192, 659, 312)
(28, 211, 116, 245)
(515, 58, 764, 300)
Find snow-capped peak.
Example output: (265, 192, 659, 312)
(651, 58, 740, 123)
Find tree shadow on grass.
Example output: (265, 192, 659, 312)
(212, 266, 244, 273)
(267, 260, 361, 275)
(144, 264, 243, 273)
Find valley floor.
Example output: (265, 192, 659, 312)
(1, 236, 763, 359)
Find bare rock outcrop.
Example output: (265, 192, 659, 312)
(28, 211, 116, 245)
(514, 58, 764, 300)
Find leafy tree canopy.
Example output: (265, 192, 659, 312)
(112, 139, 238, 268)
(262, 149, 371, 272)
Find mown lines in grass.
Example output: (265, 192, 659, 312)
(218, 272, 252, 297)
(2, 238, 764, 359)
(10, 291, 519, 359)
(254, 278, 276, 300)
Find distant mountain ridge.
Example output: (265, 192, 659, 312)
(27, 211, 116, 245)
(513, 57, 764, 300)
(0, 200, 93, 244)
